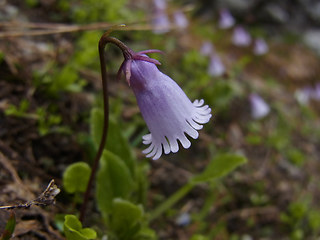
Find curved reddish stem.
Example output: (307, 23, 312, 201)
(79, 33, 132, 223)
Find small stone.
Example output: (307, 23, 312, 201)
(303, 30, 320, 56)
(264, 3, 289, 24)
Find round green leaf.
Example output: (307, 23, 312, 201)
(190, 234, 209, 240)
(63, 162, 91, 193)
(110, 198, 143, 233)
(64, 215, 97, 240)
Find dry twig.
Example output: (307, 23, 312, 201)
(0, 22, 165, 38)
(0, 180, 60, 210)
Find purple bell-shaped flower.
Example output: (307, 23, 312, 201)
(295, 86, 313, 105)
(152, 9, 170, 34)
(153, 0, 167, 10)
(218, 9, 235, 29)
(313, 83, 320, 100)
(200, 41, 214, 56)
(253, 38, 268, 55)
(232, 26, 251, 46)
(208, 54, 225, 77)
(118, 49, 212, 160)
(152, 0, 170, 34)
(249, 93, 270, 119)
(173, 10, 189, 29)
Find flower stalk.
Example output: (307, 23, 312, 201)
(79, 26, 127, 223)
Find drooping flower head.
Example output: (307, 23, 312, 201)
(117, 47, 212, 160)
(253, 38, 269, 55)
(249, 93, 270, 119)
(232, 26, 251, 46)
(218, 9, 235, 29)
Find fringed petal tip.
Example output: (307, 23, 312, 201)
(142, 134, 191, 160)
(192, 99, 212, 124)
(142, 99, 212, 160)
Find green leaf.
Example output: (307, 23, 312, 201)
(190, 234, 210, 240)
(90, 108, 135, 177)
(50, 65, 79, 93)
(63, 162, 91, 194)
(134, 163, 150, 205)
(308, 210, 320, 231)
(63, 215, 97, 240)
(90, 108, 103, 148)
(110, 198, 144, 238)
(96, 151, 133, 217)
(132, 227, 157, 240)
(192, 154, 247, 184)
(1, 212, 16, 240)
(79, 228, 97, 238)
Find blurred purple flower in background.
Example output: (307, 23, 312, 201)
(249, 93, 270, 119)
(253, 38, 269, 55)
(175, 212, 191, 226)
(173, 10, 189, 29)
(152, 10, 170, 34)
(295, 86, 313, 105)
(295, 84, 320, 104)
(218, 9, 235, 29)
(119, 50, 212, 160)
(208, 54, 225, 77)
(152, 0, 170, 34)
(232, 26, 251, 46)
(312, 83, 320, 100)
(153, 0, 167, 10)
(200, 41, 214, 56)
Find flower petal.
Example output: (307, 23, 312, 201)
(194, 114, 212, 124)
(187, 119, 203, 130)
(163, 138, 171, 154)
(128, 57, 212, 159)
(193, 99, 204, 107)
(153, 145, 163, 160)
(178, 134, 191, 149)
(184, 124, 199, 139)
(168, 138, 179, 153)
(142, 143, 155, 154)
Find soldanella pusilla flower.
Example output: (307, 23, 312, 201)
(79, 33, 212, 221)
(115, 40, 212, 160)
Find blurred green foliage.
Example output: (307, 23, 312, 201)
(12, 0, 319, 238)
(280, 199, 320, 240)
(0, 212, 16, 240)
(91, 109, 135, 176)
(4, 100, 69, 136)
(70, 0, 128, 23)
(190, 234, 210, 240)
(64, 215, 97, 240)
(0, 51, 4, 63)
(25, 0, 38, 7)
(4, 99, 30, 118)
(191, 154, 247, 184)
